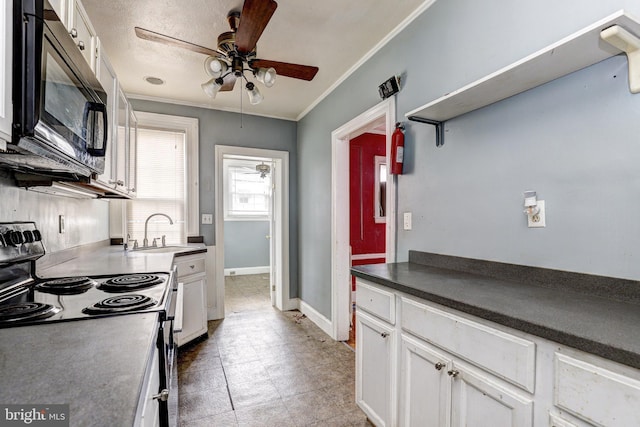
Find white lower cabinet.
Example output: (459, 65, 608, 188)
(135, 343, 160, 427)
(398, 332, 533, 427)
(450, 360, 533, 427)
(174, 253, 208, 347)
(356, 310, 395, 427)
(355, 278, 640, 427)
(399, 335, 451, 427)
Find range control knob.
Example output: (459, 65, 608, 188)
(0, 234, 6, 247)
(33, 230, 42, 241)
(23, 230, 34, 243)
(5, 231, 24, 246)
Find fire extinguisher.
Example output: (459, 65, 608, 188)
(391, 122, 405, 175)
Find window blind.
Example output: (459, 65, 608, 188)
(127, 128, 186, 244)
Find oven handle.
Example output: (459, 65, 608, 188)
(174, 282, 184, 333)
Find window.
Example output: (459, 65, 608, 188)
(223, 158, 271, 220)
(374, 155, 387, 223)
(126, 112, 199, 245)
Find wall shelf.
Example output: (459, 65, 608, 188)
(406, 10, 640, 147)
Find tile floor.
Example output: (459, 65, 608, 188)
(177, 274, 372, 426)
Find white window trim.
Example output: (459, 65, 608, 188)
(374, 155, 387, 224)
(133, 112, 199, 237)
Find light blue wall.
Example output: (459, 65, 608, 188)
(129, 99, 299, 297)
(224, 220, 270, 269)
(298, 0, 640, 318)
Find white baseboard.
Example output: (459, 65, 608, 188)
(299, 300, 333, 338)
(224, 266, 270, 276)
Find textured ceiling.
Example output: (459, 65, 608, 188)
(81, 0, 428, 120)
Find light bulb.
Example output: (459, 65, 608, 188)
(255, 67, 276, 88)
(245, 82, 263, 105)
(204, 57, 228, 78)
(202, 77, 224, 98)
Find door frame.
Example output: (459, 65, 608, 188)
(214, 145, 292, 317)
(331, 97, 397, 341)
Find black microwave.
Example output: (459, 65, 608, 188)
(3, 0, 108, 179)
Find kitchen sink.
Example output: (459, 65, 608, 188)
(130, 246, 193, 254)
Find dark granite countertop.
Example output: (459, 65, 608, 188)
(0, 313, 159, 426)
(352, 253, 640, 370)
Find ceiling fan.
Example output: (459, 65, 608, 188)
(134, 0, 319, 105)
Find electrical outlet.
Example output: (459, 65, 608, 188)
(528, 200, 546, 228)
(403, 212, 412, 230)
(201, 213, 213, 224)
(59, 215, 65, 234)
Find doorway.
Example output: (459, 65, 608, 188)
(331, 98, 397, 341)
(214, 146, 292, 318)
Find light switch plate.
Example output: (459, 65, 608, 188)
(201, 213, 213, 224)
(403, 212, 412, 230)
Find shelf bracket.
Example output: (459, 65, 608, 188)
(601, 24, 640, 93)
(407, 116, 445, 147)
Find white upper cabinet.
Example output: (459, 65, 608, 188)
(127, 108, 137, 196)
(66, 0, 97, 71)
(0, 0, 12, 143)
(48, 0, 67, 22)
(95, 39, 117, 188)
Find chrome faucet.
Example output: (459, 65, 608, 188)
(143, 213, 174, 247)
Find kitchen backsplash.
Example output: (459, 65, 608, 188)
(0, 171, 109, 253)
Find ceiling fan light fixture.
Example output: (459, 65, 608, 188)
(245, 82, 263, 105)
(204, 56, 228, 78)
(202, 77, 224, 98)
(256, 162, 270, 178)
(255, 67, 276, 88)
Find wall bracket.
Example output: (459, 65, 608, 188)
(407, 116, 445, 147)
(600, 24, 640, 93)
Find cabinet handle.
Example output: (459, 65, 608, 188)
(69, 28, 78, 38)
(152, 389, 169, 402)
(380, 332, 389, 338)
(434, 362, 446, 371)
(190, 265, 195, 269)
(78, 41, 85, 51)
(447, 369, 460, 378)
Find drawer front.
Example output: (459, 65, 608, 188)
(555, 353, 640, 427)
(175, 257, 205, 277)
(401, 297, 536, 392)
(356, 280, 395, 324)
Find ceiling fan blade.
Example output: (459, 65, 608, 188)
(235, 0, 278, 54)
(135, 27, 222, 57)
(252, 59, 319, 81)
(220, 74, 237, 91)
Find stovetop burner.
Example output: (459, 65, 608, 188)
(0, 302, 60, 323)
(82, 294, 158, 315)
(98, 274, 164, 292)
(35, 277, 96, 294)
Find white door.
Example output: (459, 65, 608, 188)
(269, 162, 276, 306)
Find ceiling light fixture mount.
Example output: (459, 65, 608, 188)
(135, 0, 319, 106)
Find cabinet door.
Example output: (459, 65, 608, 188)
(127, 109, 137, 196)
(115, 87, 128, 192)
(399, 334, 451, 427)
(450, 361, 533, 427)
(356, 310, 395, 427)
(95, 41, 117, 186)
(0, 0, 11, 143)
(67, 0, 96, 70)
(175, 277, 207, 346)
